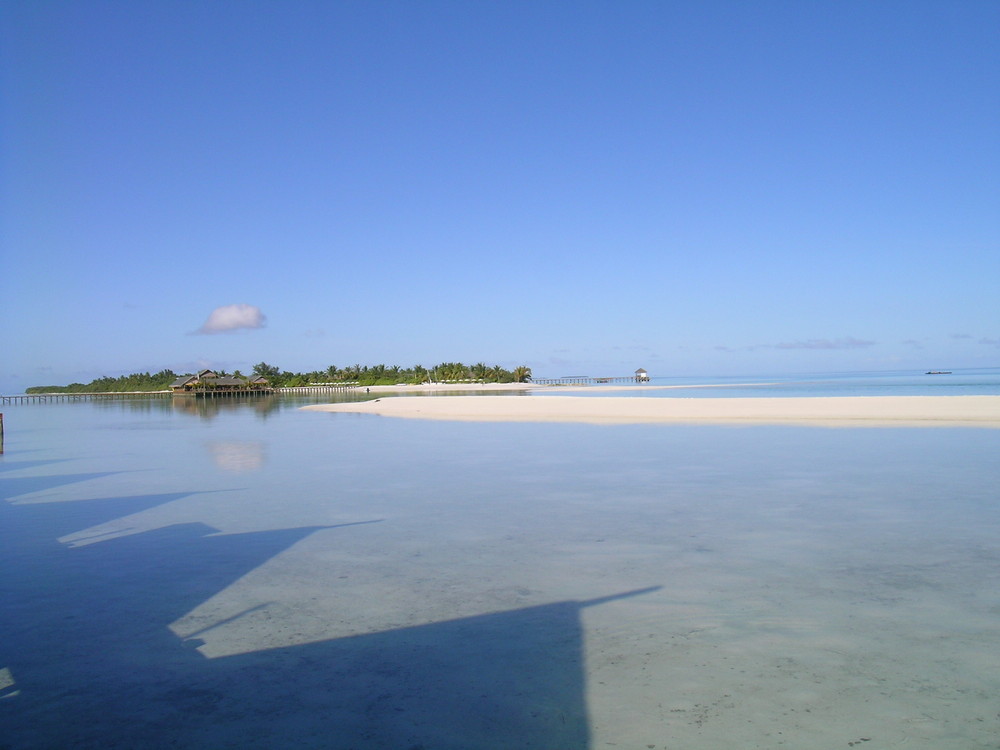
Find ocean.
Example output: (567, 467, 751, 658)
(1, 373, 999, 748)
(546, 366, 1000, 397)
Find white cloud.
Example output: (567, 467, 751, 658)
(196, 304, 267, 334)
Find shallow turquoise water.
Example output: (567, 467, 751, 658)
(2, 396, 999, 748)
(544, 366, 1000, 397)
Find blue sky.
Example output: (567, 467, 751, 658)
(2, 0, 997, 391)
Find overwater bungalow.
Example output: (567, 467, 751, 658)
(170, 369, 271, 396)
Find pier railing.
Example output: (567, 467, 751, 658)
(1, 391, 174, 404)
(532, 375, 649, 385)
(274, 385, 359, 394)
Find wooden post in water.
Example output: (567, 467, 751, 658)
(1, 412, 4, 454)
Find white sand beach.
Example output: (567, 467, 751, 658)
(303, 394, 1000, 427)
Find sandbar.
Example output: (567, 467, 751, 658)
(302, 394, 1000, 427)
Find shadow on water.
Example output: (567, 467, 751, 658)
(0, 492, 203, 553)
(0, 487, 655, 749)
(0, 459, 72, 475)
(0, 471, 122, 502)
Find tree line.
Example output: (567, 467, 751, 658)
(252, 361, 532, 387)
(26, 362, 532, 393)
(26, 369, 181, 393)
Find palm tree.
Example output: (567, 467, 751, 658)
(253, 362, 281, 381)
(513, 366, 532, 383)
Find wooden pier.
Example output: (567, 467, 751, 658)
(2, 384, 359, 405)
(1, 391, 173, 405)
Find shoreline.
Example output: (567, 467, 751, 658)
(302, 394, 1000, 428)
(360, 382, 538, 393)
(356, 381, 779, 394)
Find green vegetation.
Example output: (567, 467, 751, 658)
(26, 370, 180, 394)
(27, 362, 532, 393)
(255, 361, 532, 388)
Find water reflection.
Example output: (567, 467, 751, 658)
(206, 441, 266, 473)
(70, 391, 529, 421)
(171, 395, 285, 420)
(83, 393, 376, 420)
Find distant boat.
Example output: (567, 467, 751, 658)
(925, 370, 952, 375)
